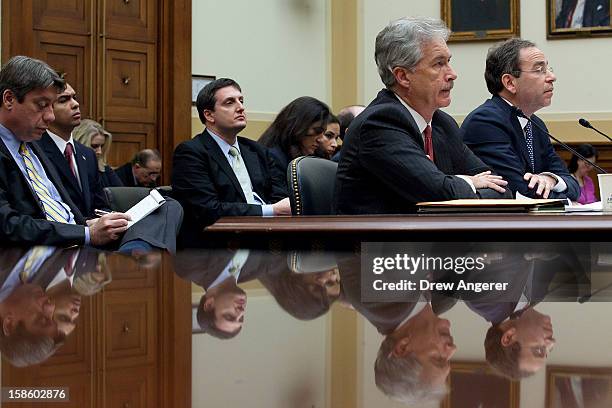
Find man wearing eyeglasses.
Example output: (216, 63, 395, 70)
(462, 38, 579, 200)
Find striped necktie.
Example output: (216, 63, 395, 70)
(19, 142, 69, 223)
(228, 146, 256, 204)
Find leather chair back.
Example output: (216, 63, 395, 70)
(103, 187, 152, 212)
(287, 156, 337, 215)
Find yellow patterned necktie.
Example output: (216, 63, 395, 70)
(19, 142, 69, 223)
(20, 246, 47, 283)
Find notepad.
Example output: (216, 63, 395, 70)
(125, 189, 166, 228)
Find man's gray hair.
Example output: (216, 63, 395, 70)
(0, 56, 65, 103)
(375, 17, 450, 88)
(374, 336, 448, 404)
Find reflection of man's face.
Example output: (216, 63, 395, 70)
(53, 293, 81, 336)
(205, 285, 247, 333)
(3, 284, 57, 338)
(407, 314, 457, 387)
(301, 268, 341, 298)
(513, 308, 555, 372)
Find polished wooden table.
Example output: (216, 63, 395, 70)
(204, 213, 612, 248)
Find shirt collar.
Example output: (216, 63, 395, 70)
(501, 97, 529, 130)
(394, 93, 430, 133)
(47, 130, 75, 153)
(207, 128, 240, 158)
(0, 123, 22, 154)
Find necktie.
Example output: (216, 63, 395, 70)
(525, 121, 535, 172)
(64, 143, 78, 180)
(19, 142, 69, 223)
(20, 246, 47, 283)
(423, 125, 434, 162)
(228, 146, 256, 204)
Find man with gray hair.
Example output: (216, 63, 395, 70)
(333, 17, 509, 215)
(462, 38, 579, 200)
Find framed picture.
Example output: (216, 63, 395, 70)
(192, 74, 216, 105)
(441, 361, 520, 408)
(547, 0, 612, 39)
(441, 0, 520, 42)
(546, 366, 612, 407)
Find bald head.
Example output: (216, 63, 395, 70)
(337, 105, 365, 140)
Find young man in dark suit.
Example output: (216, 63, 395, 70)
(462, 39, 579, 200)
(333, 17, 509, 215)
(172, 78, 290, 245)
(36, 83, 107, 218)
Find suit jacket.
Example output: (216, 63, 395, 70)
(0, 137, 87, 247)
(462, 96, 580, 200)
(556, 0, 610, 28)
(100, 165, 123, 189)
(114, 162, 137, 187)
(171, 130, 288, 242)
(37, 133, 108, 218)
(333, 89, 509, 215)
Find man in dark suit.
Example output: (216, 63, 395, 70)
(555, 0, 610, 28)
(172, 78, 290, 244)
(333, 17, 509, 215)
(462, 39, 580, 200)
(36, 83, 107, 218)
(115, 149, 162, 188)
(0, 56, 181, 251)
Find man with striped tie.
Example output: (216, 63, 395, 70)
(462, 38, 579, 200)
(0, 56, 181, 251)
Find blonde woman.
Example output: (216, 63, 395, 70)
(72, 119, 123, 188)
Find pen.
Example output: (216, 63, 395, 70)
(94, 209, 111, 217)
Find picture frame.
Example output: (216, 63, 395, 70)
(441, 361, 520, 408)
(546, 365, 612, 407)
(441, 0, 520, 42)
(192, 74, 216, 106)
(547, 0, 612, 39)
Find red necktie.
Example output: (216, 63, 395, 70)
(423, 125, 434, 162)
(64, 143, 77, 179)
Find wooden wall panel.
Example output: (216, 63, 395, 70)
(33, 0, 92, 35)
(105, 0, 157, 42)
(104, 121, 156, 167)
(34, 31, 92, 119)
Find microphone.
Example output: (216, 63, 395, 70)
(579, 118, 612, 143)
(512, 107, 607, 174)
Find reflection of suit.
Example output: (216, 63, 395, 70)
(333, 89, 509, 215)
(37, 133, 108, 218)
(556, 0, 610, 28)
(173, 250, 264, 290)
(172, 130, 287, 242)
(462, 96, 579, 200)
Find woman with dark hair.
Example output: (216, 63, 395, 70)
(316, 114, 340, 160)
(568, 144, 598, 204)
(258, 96, 331, 171)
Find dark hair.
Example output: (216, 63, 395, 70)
(258, 97, 331, 160)
(484, 324, 533, 380)
(0, 56, 65, 104)
(131, 148, 161, 166)
(259, 268, 338, 320)
(196, 294, 241, 340)
(337, 106, 362, 139)
(484, 38, 536, 95)
(568, 144, 598, 173)
(0, 322, 65, 367)
(196, 78, 242, 124)
(327, 113, 339, 125)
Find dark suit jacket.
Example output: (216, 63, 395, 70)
(556, 0, 610, 28)
(462, 96, 580, 200)
(37, 133, 108, 218)
(100, 165, 123, 189)
(333, 89, 509, 215)
(114, 162, 137, 187)
(171, 130, 288, 242)
(0, 137, 87, 247)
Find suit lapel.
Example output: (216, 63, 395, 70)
(384, 90, 425, 149)
(74, 142, 91, 213)
(31, 142, 85, 224)
(199, 130, 246, 202)
(39, 133, 81, 193)
(492, 96, 531, 172)
(239, 140, 264, 199)
(431, 124, 451, 172)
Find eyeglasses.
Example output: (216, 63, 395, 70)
(512, 65, 554, 76)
